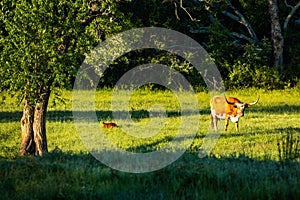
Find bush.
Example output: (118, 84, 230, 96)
(227, 62, 285, 89)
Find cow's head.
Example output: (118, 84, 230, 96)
(224, 95, 260, 117)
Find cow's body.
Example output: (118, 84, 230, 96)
(210, 95, 259, 131)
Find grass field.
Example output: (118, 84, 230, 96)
(0, 88, 300, 199)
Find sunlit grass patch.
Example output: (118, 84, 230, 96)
(1, 88, 300, 199)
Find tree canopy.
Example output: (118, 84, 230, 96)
(0, 0, 132, 101)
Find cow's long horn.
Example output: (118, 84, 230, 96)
(224, 95, 235, 105)
(249, 96, 260, 105)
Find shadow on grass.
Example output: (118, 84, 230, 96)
(122, 133, 206, 153)
(0, 111, 23, 122)
(0, 109, 210, 123)
(250, 104, 300, 114)
(1, 103, 299, 123)
(275, 127, 300, 133)
(1, 149, 300, 199)
(218, 126, 300, 139)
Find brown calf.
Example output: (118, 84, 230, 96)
(102, 122, 118, 128)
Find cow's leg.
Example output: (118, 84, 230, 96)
(210, 114, 218, 131)
(210, 114, 214, 129)
(224, 116, 229, 131)
(214, 118, 218, 131)
(235, 122, 239, 132)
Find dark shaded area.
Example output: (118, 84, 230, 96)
(0, 150, 299, 199)
(275, 127, 300, 133)
(0, 109, 206, 123)
(1, 103, 299, 123)
(124, 134, 199, 153)
(218, 127, 300, 138)
(0, 111, 22, 122)
(252, 105, 300, 114)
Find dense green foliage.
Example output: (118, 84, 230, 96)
(1, 89, 299, 199)
(1, 0, 300, 95)
(0, 0, 87, 101)
(100, 0, 300, 90)
(0, 0, 132, 102)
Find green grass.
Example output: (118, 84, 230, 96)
(0, 88, 300, 199)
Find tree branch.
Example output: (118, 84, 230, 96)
(283, 1, 300, 30)
(174, 1, 180, 20)
(174, 0, 195, 21)
(223, 1, 258, 43)
(189, 27, 210, 34)
(230, 32, 255, 43)
(285, 0, 294, 9)
(221, 10, 240, 21)
(182, 1, 257, 45)
(179, 0, 195, 21)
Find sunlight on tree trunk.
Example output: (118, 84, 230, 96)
(20, 87, 50, 156)
(20, 99, 35, 155)
(267, 0, 284, 68)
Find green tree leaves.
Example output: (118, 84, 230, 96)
(0, 0, 133, 102)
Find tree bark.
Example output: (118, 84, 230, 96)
(20, 87, 51, 156)
(267, 0, 284, 68)
(20, 98, 35, 155)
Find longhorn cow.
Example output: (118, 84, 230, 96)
(210, 95, 259, 132)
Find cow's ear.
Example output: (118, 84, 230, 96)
(246, 103, 250, 108)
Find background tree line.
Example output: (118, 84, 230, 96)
(0, 0, 299, 155)
(114, 0, 300, 90)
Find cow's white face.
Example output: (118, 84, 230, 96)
(234, 103, 248, 117)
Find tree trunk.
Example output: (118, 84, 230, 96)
(20, 87, 51, 156)
(20, 99, 35, 155)
(267, 0, 284, 68)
